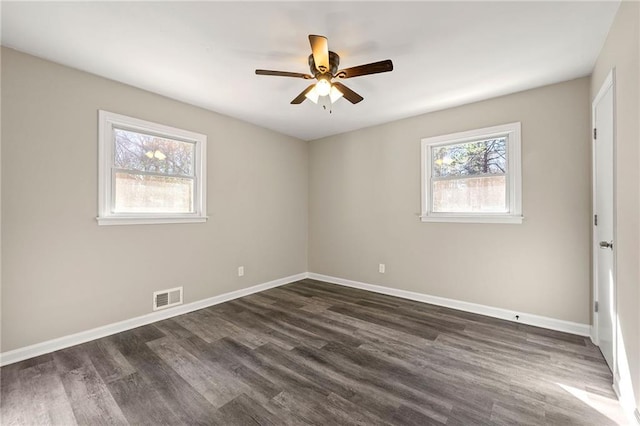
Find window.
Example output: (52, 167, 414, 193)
(98, 110, 207, 225)
(421, 122, 522, 224)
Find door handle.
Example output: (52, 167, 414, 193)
(599, 240, 614, 250)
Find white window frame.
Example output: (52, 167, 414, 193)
(98, 110, 207, 226)
(420, 122, 522, 224)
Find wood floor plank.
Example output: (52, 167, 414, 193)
(197, 308, 271, 349)
(391, 404, 447, 426)
(270, 388, 346, 424)
(53, 345, 93, 374)
(84, 339, 136, 384)
(0, 364, 29, 425)
(210, 337, 334, 399)
(255, 342, 357, 400)
(261, 286, 314, 307)
(106, 372, 182, 425)
(274, 343, 407, 422)
(110, 333, 220, 424)
(215, 393, 284, 425)
(232, 298, 364, 347)
(292, 343, 454, 423)
(153, 317, 199, 340)
(59, 363, 128, 425)
(0, 279, 626, 425)
(146, 336, 250, 408)
(325, 391, 392, 426)
(177, 335, 283, 403)
(172, 310, 231, 343)
(234, 308, 329, 349)
(18, 360, 78, 425)
(320, 308, 436, 350)
(217, 309, 299, 350)
(329, 303, 441, 341)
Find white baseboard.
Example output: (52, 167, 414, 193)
(0, 272, 307, 367)
(613, 378, 622, 400)
(307, 272, 591, 336)
(613, 377, 640, 425)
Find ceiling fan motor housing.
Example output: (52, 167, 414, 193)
(309, 51, 340, 77)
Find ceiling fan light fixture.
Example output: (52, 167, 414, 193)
(329, 85, 343, 103)
(305, 86, 320, 104)
(315, 77, 331, 97)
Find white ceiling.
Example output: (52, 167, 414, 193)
(2, 1, 619, 141)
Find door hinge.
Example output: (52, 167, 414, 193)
(593, 128, 597, 140)
(595, 301, 599, 313)
(594, 214, 598, 226)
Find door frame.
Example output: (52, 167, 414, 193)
(590, 68, 617, 374)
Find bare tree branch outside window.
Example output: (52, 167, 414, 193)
(114, 128, 194, 176)
(432, 137, 507, 178)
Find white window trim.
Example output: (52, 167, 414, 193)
(98, 110, 207, 226)
(420, 122, 523, 224)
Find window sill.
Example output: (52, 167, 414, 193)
(420, 215, 523, 224)
(97, 216, 208, 226)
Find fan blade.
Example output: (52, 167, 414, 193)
(332, 82, 363, 104)
(309, 35, 329, 73)
(256, 69, 313, 79)
(291, 84, 316, 104)
(336, 60, 393, 79)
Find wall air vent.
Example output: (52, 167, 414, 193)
(153, 286, 183, 311)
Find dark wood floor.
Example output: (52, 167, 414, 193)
(1, 279, 626, 425)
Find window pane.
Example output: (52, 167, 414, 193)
(433, 176, 506, 213)
(114, 172, 194, 213)
(114, 128, 194, 175)
(432, 137, 507, 177)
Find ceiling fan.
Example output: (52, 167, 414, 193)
(255, 35, 393, 107)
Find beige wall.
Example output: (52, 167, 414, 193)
(0, 48, 308, 352)
(591, 0, 640, 412)
(309, 77, 591, 324)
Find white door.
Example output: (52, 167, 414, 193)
(593, 72, 615, 372)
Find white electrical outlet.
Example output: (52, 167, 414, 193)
(238, 266, 244, 277)
(379, 263, 386, 273)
